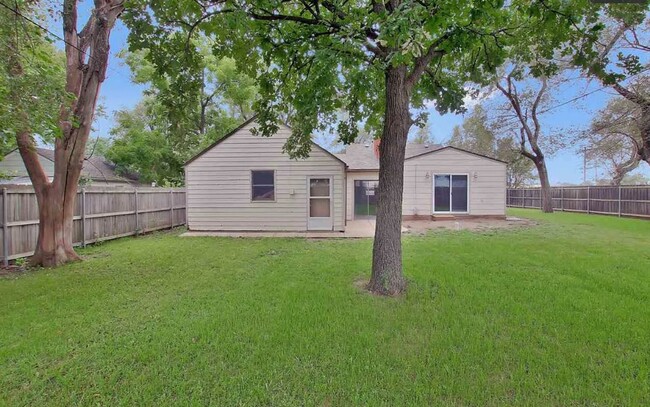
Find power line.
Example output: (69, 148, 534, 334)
(0, 0, 130, 81)
(539, 86, 607, 114)
(494, 65, 650, 132)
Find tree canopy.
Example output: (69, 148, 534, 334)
(586, 88, 646, 185)
(106, 36, 257, 184)
(125, 0, 536, 154)
(0, 2, 66, 158)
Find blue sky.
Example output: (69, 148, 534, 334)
(51, 12, 649, 185)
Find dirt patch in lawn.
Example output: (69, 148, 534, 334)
(403, 216, 537, 235)
(0, 265, 28, 277)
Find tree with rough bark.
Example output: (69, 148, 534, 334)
(488, 2, 648, 211)
(586, 91, 646, 185)
(125, 0, 611, 294)
(4, 0, 124, 267)
(450, 105, 536, 188)
(495, 69, 557, 212)
(571, 6, 650, 165)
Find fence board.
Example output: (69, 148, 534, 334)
(507, 185, 650, 219)
(0, 186, 185, 263)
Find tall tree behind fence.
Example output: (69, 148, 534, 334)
(1, 186, 186, 265)
(507, 186, 650, 219)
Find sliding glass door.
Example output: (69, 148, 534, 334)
(354, 180, 379, 218)
(433, 174, 468, 213)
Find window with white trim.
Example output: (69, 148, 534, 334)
(251, 170, 275, 201)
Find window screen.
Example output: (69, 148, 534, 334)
(251, 170, 275, 201)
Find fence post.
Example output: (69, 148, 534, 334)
(2, 188, 7, 267)
(561, 187, 564, 211)
(587, 186, 591, 214)
(81, 188, 86, 248)
(170, 189, 174, 228)
(618, 186, 622, 217)
(134, 189, 139, 235)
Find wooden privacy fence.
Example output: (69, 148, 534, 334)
(0, 186, 186, 265)
(507, 185, 650, 219)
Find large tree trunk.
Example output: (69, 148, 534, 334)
(612, 85, 650, 166)
(639, 105, 650, 166)
(535, 159, 554, 213)
(368, 66, 411, 296)
(611, 156, 640, 186)
(15, 0, 124, 267)
(30, 183, 80, 267)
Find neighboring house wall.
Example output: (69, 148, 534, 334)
(0, 151, 55, 179)
(345, 170, 379, 221)
(403, 148, 507, 217)
(185, 122, 346, 231)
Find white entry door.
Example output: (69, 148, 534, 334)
(307, 177, 333, 230)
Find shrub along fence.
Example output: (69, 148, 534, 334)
(0, 185, 186, 265)
(507, 185, 650, 219)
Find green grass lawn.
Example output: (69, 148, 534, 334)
(1, 209, 649, 405)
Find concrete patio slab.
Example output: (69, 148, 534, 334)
(180, 217, 533, 239)
(181, 220, 390, 238)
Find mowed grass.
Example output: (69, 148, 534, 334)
(1, 209, 649, 406)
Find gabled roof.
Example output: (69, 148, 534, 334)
(184, 115, 347, 167)
(35, 148, 140, 183)
(3, 147, 139, 183)
(406, 146, 508, 164)
(335, 142, 444, 171)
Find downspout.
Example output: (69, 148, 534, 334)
(414, 164, 418, 217)
(343, 167, 346, 227)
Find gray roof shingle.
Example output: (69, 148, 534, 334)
(35, 148, 138, 184)
(335, 142, 443, 170)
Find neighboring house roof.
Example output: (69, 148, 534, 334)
(184, 116, 348, 168)
(0, 148, 140, 184)
(335, 142, 444, 170)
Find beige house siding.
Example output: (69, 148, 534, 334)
(343, 149, 506, 219)
(185, 122, 346, 231)
(345, 171, 379, 221)
(403, 148, 506, 216)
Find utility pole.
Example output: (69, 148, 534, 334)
(583, 147, 588, 184)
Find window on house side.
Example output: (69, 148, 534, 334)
(251, 170, 275, 201)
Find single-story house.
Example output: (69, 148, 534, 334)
(0, 148, 140, 186)
(185, 117, 507, 232)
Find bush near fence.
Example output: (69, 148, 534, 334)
(507, 185, 650, 219)
(0, 185, 186, 265)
